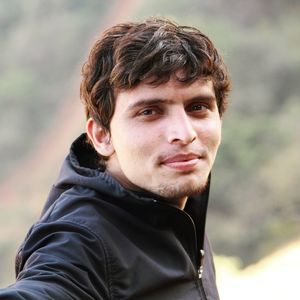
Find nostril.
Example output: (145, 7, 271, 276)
(169, 134, 196, 145)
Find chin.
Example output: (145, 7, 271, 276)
(155, 178, 208, 200)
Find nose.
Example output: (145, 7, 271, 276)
(166, 109, 197, 145)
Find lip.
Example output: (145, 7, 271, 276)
(161, 153, 201, 171)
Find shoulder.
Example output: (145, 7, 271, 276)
(14, 217, 113, 299)
(41, 185, 109, 232)
(17, 185, 115, 265)
(31, 184, 128, 255)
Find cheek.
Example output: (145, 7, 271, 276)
(113, 127, 153, 164)
(200, 120, 222, 150)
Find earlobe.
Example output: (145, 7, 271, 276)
(86, 118, 115, 157)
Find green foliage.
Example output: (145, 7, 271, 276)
(0, 0, 108, 180)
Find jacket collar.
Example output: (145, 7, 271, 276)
(45, 133, 211, 250)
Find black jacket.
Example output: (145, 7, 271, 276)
(0, 134, 220, 300)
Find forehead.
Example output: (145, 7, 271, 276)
(115, 77, 216, 107)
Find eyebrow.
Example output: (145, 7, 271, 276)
(127, 98, 173, 111)
(126, 94, 216, 112)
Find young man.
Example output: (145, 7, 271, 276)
(0, 18, 230, 299)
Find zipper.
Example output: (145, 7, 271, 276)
(197, 249, 207, 300)
(174, 208, 208, 300)
(147, 200, 208, 299)
(178, 208, 207, 300)
(197, 278, 207, 300)
(197, 249, 205, 279)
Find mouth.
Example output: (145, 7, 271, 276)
(161, 153, 202, 171)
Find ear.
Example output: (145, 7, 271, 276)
(86, 118, 115, 157)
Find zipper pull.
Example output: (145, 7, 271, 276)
(197, 249, 205, 279)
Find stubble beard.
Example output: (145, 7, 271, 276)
(152, 174, 209, 202)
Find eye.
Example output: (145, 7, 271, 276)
(135, 106, 163, 121)
(140, 108, 156, 115)
(137, 106, 164, 117)
(191, 104, 206, 111)
(187, 103, 208, 112)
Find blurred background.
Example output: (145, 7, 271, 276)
(0, 0, 299, 298)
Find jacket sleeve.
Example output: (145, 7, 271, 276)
(0, 221, 111, 300)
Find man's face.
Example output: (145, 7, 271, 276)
(105, 77, 222, 208)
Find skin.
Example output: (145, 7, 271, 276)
(87, 76, 222, 209)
